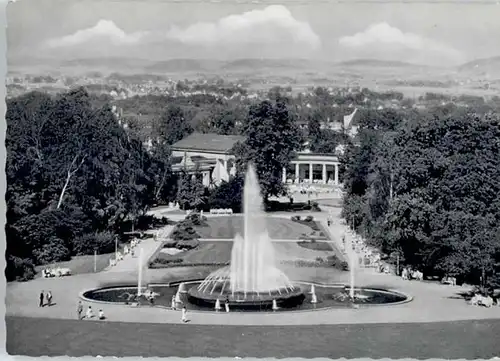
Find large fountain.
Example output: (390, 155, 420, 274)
(81, 164, 411, 312)
(187, 164, 305, 309)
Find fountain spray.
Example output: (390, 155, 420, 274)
(137, 247, 143, 297)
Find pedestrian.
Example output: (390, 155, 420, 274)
(77, 301, 83, 320)
(181, 305, 188, 323)
(98, 309, 105, 320)
(171, 295, 176, 310)
(39, 290, 45, 307)
(46, 291, 53, 306)
(225, 297, 230, 313)
(86, 305, 94, 319)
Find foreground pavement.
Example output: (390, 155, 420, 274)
(8, 316, 500, 358)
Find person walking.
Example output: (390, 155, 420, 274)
(86, 306, 94, 319)
(77, 301, 83, 320)
(98, 309, 105, 320)
(39, 291, 45, 307)
(46, 291, 53, 306)
(225, 297, 230, 313)
(181, 305, 188, 323)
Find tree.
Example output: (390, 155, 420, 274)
(233, 99, 303, 201)
(5, 88, 160, 280)
(176, 171, 193, 210)
(154, 105, 193, 145)
(208, 175, 244, 212)
(342, 109, 500, 287)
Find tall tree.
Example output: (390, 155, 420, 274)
(154, 105, 193, 145)
(234, 99, 303, 201)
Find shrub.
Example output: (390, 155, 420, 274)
(72, 231, 116, 255)
(163, 240, 178, 248)
(311, 202, 321, 211)
(171, 224, 201, 241)
(291, 215, 301, 222)
(149, 258, 184, 268)
(325, 255, 349, 271)
(6, 256, 36, 282)
(176, 239, 199, 250)
(135, 215, 171, 230)
(33, 237, 71, 265)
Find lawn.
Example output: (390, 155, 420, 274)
(194, 216, 318, 240)
(7, 316, 500, 358)
(150, 241, 233, 267)
(34, 253, 114, 277)
(150, 239, 339, 268)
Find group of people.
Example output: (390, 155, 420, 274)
(170, 295, 232, 323)
(109, 238, 142, 267)
(77, 301, 106, 320)
(41, 267, 71, 278)
(38, 290, 53, 307)
(401, 267, 424, 281)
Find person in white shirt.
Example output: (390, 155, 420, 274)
(98, 309, 105, 320)
(86, 306, 94, 319)
(181, 305, 188, 323)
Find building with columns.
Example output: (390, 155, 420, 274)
(170, 133, 342, 188)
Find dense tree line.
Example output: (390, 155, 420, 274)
(7, 84, 500, 289)
(341, 107, 500, 289)
(5, 88, 171, 281)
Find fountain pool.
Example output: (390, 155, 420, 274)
(81, 282, 411, 312)
(81, 163, 412, 313)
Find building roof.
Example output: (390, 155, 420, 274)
(171, 133, 245, 154)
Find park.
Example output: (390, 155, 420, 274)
(5, 85, 500, 358)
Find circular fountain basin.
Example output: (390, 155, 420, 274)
(81, 281, 411, 312)
(187, 284, 305, 310)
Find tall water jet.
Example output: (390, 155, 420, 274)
(137, 247, 143, 297)
(345, 236, 357, 300)
(188, 164, 305, 309)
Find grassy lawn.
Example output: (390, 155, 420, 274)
(151, 241, 233, 267)
(34, 253, 114, 277)
(151, 240, 339, 268)
(7, 316, 500, 358)
(194, 216, 317, 239)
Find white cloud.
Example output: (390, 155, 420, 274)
(46, 20, 146, 48)
(42, 6, 320, 59)
(339, 23, 463, 64)
(165, 5, 321, 50)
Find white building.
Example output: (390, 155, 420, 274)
(170, 133, 342, 188)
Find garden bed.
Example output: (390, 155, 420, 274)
(297, 240, 333, 251)
(148, 241, 233, 269)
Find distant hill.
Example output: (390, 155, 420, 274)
(145, 59, 224, 73)
(60, 57, 155, 70)
(222, 58, 311, 71)
(458, 56, 500, 76)
(336, 59, 425, 68)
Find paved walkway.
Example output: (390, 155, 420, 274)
(7, 208, 500, 326)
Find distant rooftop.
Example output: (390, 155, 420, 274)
(171, 133, 246, 154)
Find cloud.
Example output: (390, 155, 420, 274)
(41, 6, 320, 59)
(165, 5, 321, 50)
(339, 23, 463, 64)
(46, 20, 146, 48)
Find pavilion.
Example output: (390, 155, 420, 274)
(171, 133, 342, 188)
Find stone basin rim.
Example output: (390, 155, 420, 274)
(79, 280, 413, 311)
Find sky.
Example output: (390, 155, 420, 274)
(6, 0, 500, 66)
